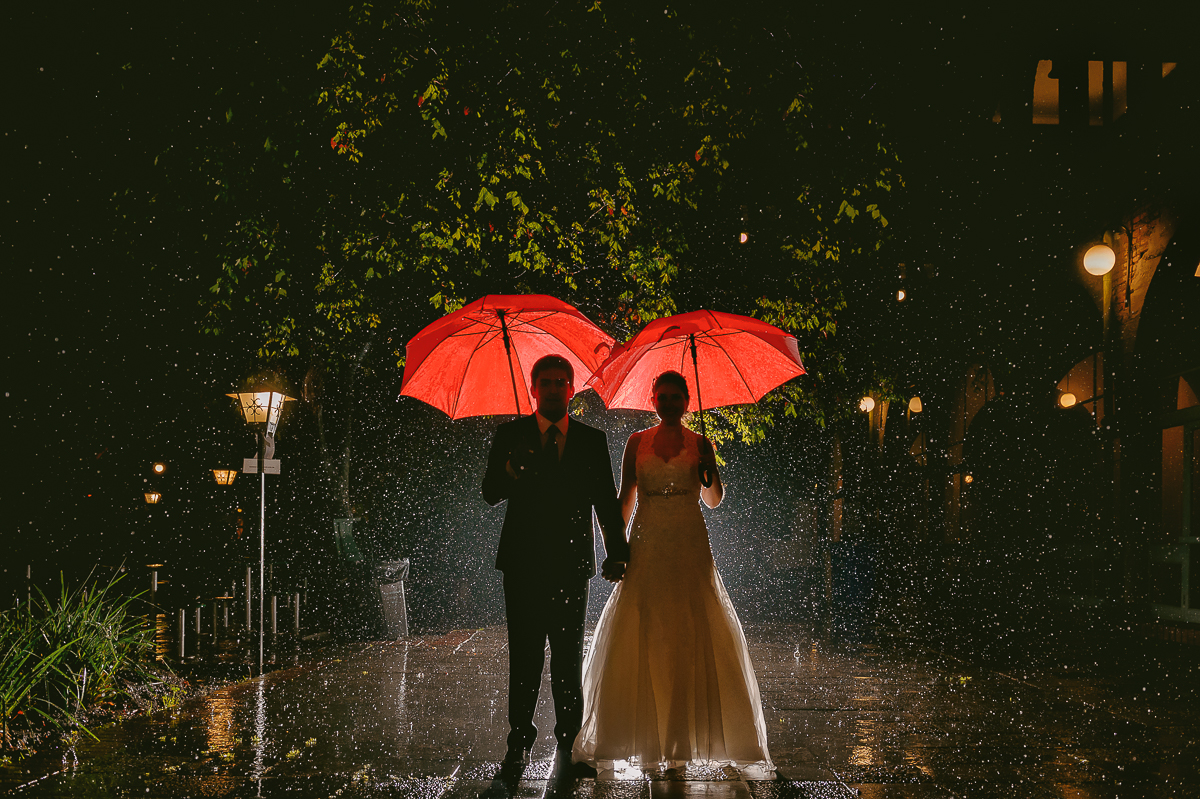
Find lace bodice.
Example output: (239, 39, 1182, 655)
(635, 426, 702, 498)
(628, 426, 710, 566)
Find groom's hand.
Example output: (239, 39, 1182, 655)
(601, 557, 627, 583)
(507, 446, 538, 479)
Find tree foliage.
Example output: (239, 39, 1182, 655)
(130, 1, 902, 451)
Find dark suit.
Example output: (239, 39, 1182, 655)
(482, 413, 628, 752)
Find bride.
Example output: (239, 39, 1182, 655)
(572, 370, 774, 778)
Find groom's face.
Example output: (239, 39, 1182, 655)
(531, 367, 575, 422)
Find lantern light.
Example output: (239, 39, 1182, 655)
(963, 474, 974, 485)
(897, 289, 907, 301)
(859, 396, 876, 413)
(226, 388, 295, 435)
(908, 396, 923, 413)
(1084, 244, 1116, 276)
(213, 469, 238, 485)
(1059, 392, 1077, 409)
(152, 462, 166, 474)
(144, 491, 162, 505)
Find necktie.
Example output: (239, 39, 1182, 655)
(543, 426, 560, 465)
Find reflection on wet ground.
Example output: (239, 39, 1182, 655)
(2, 623, 1197, 798)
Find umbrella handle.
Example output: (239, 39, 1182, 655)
(690, 333, 713, 488)
(499, 311, 522, 416)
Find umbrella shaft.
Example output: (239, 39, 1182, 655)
(689, 334, 706, 437)
(499, 311, 522, 415)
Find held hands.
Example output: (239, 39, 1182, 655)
(601, 557, 627, 583)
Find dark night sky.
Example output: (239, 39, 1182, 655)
(5, 4, 1190, 615)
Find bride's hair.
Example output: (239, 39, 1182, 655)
(653, 370, 689, 397)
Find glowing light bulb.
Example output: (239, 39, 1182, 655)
(1059, 392, 1077, 408)
(859, 396, 875, 413)
(963, 474, 974, 485)
(1084, 244, 1115, 276)
(908, 396, 923, 413)
(897, 289, 906, 301)
(739, 232, 749, 244)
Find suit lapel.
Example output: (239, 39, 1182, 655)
(524, 414, 542, 452)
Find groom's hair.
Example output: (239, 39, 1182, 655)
(531, 354, 574, 384)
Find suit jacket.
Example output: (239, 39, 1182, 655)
(482, 414, 629, 578)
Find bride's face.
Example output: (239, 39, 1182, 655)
(652, 383, 688, 423)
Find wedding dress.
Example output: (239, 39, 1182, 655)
(572, 426, 774, 778)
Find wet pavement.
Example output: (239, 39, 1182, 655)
(3, 623, 1198, 798)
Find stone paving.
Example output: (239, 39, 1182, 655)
(2, 623, 1198, 798)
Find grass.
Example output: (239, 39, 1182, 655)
(1, 568, 159, 748)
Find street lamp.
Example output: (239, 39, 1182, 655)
(859, 396, 876, 413)
(212, 469, 238, 485)
(227, 380, 294, 675)
(152, 461, 167, 475)
(144, 491, 162, 504)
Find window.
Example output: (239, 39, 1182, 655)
(1033, 60, 1059, 125)
(1056, 352, 1105, 425)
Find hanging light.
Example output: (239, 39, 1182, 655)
(144, 491, 162, 505)
(212, 469, 238, 485)
(859, 396, 876, 413)
(152, 461, 167, 474)
(1059, 392, 1077, 408)
(1084, 244, 1116, 276)
(908, 396, 923, 413)
(896, 289, 907, 301)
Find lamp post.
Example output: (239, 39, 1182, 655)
(227, 383, 294, 675)
(212, 469, 238, 486)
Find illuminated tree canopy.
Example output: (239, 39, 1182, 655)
(133, 1, 903, 434)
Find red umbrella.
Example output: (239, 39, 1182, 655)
(399, 295, 615, 419)
(587, 310, 806, 434)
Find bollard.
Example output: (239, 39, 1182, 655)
(271, 595, 277, 635)
(223, 599, 229, 629)
(293, 592, 301, 636)
(211, 602, 219, 643)
(177, 608, 186, 660)
(194, 606, 202, 636)
(26, 565, 32, 612)
(245, 566, 253, 631)
(150, 569, 158, 608)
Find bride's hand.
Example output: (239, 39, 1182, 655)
(698, 437, 716, 488)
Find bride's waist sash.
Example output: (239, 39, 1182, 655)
(640, 486, 695, 499)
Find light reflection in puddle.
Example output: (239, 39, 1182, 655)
(204, 692, 239, 753)
(154, 613, 169, 663)
(251, 679, 267, 782)
(849, 718, 876, 766)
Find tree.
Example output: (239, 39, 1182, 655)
(128, 0, 903, 519)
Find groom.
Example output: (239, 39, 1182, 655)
(482, 354, 629, 770)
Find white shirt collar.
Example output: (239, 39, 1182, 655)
(535, 412, 569, 438)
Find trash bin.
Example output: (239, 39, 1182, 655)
(377, 558, 410, 639)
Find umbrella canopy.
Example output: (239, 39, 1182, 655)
(588, 310, 806, 415)
(400, 294, 615, 419)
